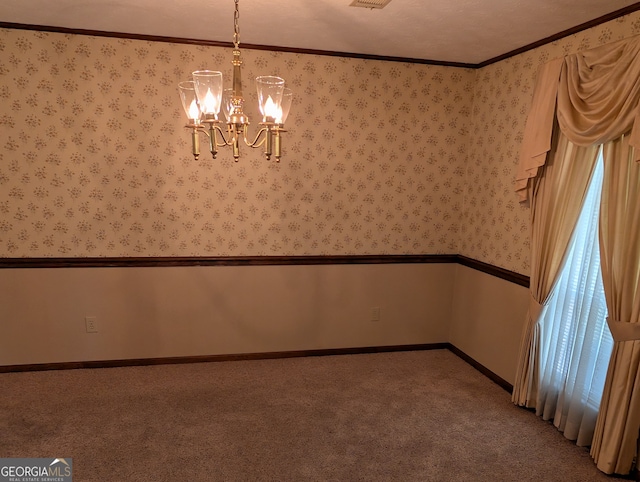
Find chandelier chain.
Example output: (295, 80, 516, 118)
(233, 0, 240, 48)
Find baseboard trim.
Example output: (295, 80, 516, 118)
(0, 343, 450, 373)
(447, 344, 513, 393)
(0, 343, 513, 397)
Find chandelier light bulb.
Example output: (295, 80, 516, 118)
(204, 89, 219, 117)
(188, 99, 200, 121)
(263, 96, 280, 122)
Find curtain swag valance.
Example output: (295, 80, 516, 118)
(516, 35, 640, 203)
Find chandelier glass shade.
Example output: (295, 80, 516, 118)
(178, 0, 291, 162)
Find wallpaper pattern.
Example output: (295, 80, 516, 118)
(0, 30, 473, 258)
(461, 14, 640, 274)
(1, 11, 640, 274)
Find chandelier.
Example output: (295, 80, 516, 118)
(178, 0, 292, 162)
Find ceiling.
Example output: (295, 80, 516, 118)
(0, 0, 639, 65)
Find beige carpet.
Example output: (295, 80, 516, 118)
(0, 349, 619, 481)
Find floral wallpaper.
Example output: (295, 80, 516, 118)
(462, 12, 640, 274)
(1, 10, 640, 274)
(0, 30, 474, 258)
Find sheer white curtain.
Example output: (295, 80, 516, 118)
(536, 150, 614, 446)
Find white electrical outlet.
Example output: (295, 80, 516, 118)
(371, 307, 381, 322)
(85, 316, 98, 333)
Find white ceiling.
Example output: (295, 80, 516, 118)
(0, 0, 638, 64)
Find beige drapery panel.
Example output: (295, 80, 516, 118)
(511, 131, 598, 407)
(514, 34, 640, 475)
(590, 136, 640, 474)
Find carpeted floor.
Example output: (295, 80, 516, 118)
(0, 349, 620, 481)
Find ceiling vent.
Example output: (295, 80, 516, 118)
(350, 0, 392, 9)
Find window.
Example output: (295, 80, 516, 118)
(535, 149, 614, 446)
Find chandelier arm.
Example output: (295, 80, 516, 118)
(243, 126, 279, 161)
(200, 123, 233, 159)
(197, 123, 232, 142)
(211, 124, 232, 147)
(243, 126, 268, 149)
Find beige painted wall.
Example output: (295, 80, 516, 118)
(449, 264, 529, 384)
(0, 263, 454, 366)
(0, 261, 530, 386)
